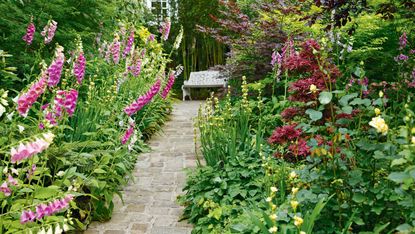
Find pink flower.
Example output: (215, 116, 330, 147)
(47, 45, 65, 87)
(45, 89, 79, 125)
(7, 175, 18, 186)
(129, 59, 142, 77)
(123, 30, 135, 58)
(110, 35, 121, 64)
(159, 19, 171, 41)
(73, 52, 86, 84)
(394, 54, 409, 62)
(0, 182, 11, 197)
(22, 20, 35, 45)
(41, 20, 57, 44)
(10, 132, 55, 164)
(399, 32, 407, 50)
(121, 123, 135, 145)
(124, 79, 161, 116)
(27, 164, 36, 179)
(17, 74, 47, 117)
(147, 34, 155, 42)
(161, 71, 176, 99)
(20, 210, 36, 224)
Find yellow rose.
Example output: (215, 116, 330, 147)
(290, 200, 299, 210)
(310, 84, 318, 93)
(374, 108, 381, 116)
(379, 90, 384, 98)
(369, 116, 388, 135)
(294, 215, 304, 227)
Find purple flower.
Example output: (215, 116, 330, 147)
(394, 54, 409, 62)
(47, 45, 65, 87)
(399, 32, 407, 50)
(22, 20, 35, 45)
(20, 210, 36, 224)
(129, 59, 142, 77)
(7, 175, 18, 186)
(111, 34, 121, 64)
(147, 34, 155, 42)
(41, 20, 57, 44)
(124, 79, 161, 116)
(271, 51, 277, 67)
(123, 30, 135, 58)
(161, 71, 176, 99)
(73, 52, 86, 84)
(0, 182, 11, 197)
(159, 19, 171, 41)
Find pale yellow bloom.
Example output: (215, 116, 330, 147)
(269, 226, 278, 233)
(310, 84, 318, 93)
(266, 197, 272, 202)
(411, 136, 415, 145)
(290, 200, 299, 210)
(289, 171, 297, 179)
(270, 187, 278, 193)
(269, 214, 277, 220)
(411, 128, 415, 134)
(300, 232, 306, 234)
(379, 90, 384, 98)
(374, 108, 381, 116)
(369, 116, 388, 135)
(294, 215, 303, 227)
(292, 187, 299, 195)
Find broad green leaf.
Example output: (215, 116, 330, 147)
(319, 91, 333, 105)
(306, 109, 323, 121)
(34, 186, 60, 199)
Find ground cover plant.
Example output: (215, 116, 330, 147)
(0, 3, 184, 232)
(179, 0, 415, 233)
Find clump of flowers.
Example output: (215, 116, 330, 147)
(17, 72, 47, 117)
(47, 45, 65, 87)
(159, 18, 171, 41)
(123, 29, 135, 58)
(124, 79, 161, 116)
(22, 18, 35, 45)
(44, 89, 79, 125)
(20, 194, 73, 224)
(369, 116, 388, 135)
(73, 39, 86, 84)
(10, 132, 55, 164)
(110, 33, 121, 64)
(161, 71, 176, 99)
(41, 20, 58, 44)
(121, 123, 135, 145)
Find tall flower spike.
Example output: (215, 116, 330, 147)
(399, 32, 407, 50)
(111, 34, 121, 64)
(22, 18, 35, 45)
(121, 123, 135, 145)
(41, 20, 57, 44)
(161, 71, 176, 99)
(73, 52, 86, 84)
(17, 71, 47, 117)
(123, 30, 135, 58)
(124, 79, 161, 116)
(159, 18, 171, 41)
(47, 45, 65, 87)
(10, 132, 55, 164)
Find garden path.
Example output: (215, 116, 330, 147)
(85, 101, 201, 234)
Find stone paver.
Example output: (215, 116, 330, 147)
(85, 101, 201, 234)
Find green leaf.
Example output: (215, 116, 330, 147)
(319, 91, 333, 105)
(341, 106, 353, 114)
(34, 186, 60, 199)
(306, 109, 323, 121)
(391, 158, 407, 167)
(339, 93, 358, 106)
(93, 168, 107, 174)
(352, 193, 366, 203)
(388, 172, 409, 183)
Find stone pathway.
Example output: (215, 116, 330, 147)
(85, 101, 201, 234)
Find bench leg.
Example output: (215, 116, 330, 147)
(182, 86, 191, 101)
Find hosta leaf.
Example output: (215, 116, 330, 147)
(319, 91, 333, 105)
(306, 109, 323, 121)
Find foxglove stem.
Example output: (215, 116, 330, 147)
(161, 71, 176, 99)
(41, 20, 57, 44)
(22, 20, 35, 45)
(47, 45, 65, 87)
(123, 30, 135, 58)
(17, 73, 47, 117)
(10, 132, 55, 164)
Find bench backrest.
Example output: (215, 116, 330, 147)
(184, 71, 227, 86)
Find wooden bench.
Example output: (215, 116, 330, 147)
(182, 71, 228, 101)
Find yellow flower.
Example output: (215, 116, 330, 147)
(138, 26, 151, 41)
(374, 108, 381, 116)
(269, 214, 277, 220)
(294, 215, 303, 227)
(411, 136, 415, 145)
(379, 90, 384, 98)
(269, 226, 278, 233)
(310, 84, 318, 93)
(289, 171, 297, 180)
(369, 116, 388, 135)
(266, 197, 272, 202)
(411, 128, 415, 134)
(290, 200, 299, 210)
(292, 187, 299, 195)
(270, 187, 278, 193)
(300, 232, 306, 234)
